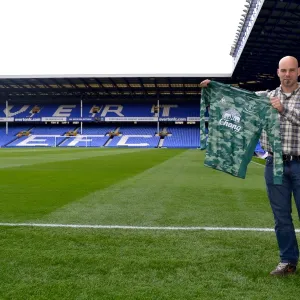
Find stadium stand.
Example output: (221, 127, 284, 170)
(162, 126, 200, 148)
(81, 125, 117, 135)
(119, 125, 157, 135)
(30, 125, 78, 135)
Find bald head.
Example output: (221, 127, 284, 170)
(278, 56, 299, 69)
(277, 56, 300, 92)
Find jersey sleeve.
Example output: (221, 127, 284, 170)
(200, 85, 211, 149)
(264, 105, 283, 184)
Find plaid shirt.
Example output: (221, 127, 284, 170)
(260, 83, 300, 155)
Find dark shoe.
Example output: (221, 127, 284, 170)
(270, 262, 297, 276)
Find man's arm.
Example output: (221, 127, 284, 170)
(271, 97, 300, 125)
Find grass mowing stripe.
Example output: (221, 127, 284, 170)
(0, 149, 184, 221)
(40, 149, 201, 225)
(40, 149, 279, 228)
(0, 148, 151, 169)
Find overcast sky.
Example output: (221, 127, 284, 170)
(0, 0, 247, 77)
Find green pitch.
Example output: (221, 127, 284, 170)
(0, 148, 299, 300)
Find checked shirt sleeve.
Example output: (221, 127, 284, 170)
(280, 107, 300, 125)
(269, 88, 300, 125)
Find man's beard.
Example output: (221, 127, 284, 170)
(283, 79, 292, 86)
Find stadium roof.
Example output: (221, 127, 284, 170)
(0, 76, 235, 102)
(231, 0, 300, 89)
(0, 0, 299, 100)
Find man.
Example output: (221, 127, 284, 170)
(200, 56, 300, 276)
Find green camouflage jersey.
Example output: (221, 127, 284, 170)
(200, 80, 283, 184)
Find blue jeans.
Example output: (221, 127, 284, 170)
(265, 156, 300, 265)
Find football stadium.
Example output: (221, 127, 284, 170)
(1, 0, 300, 299)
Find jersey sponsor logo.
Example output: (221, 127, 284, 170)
(219, 109, 241, 132)
(244, 103, 256, 115)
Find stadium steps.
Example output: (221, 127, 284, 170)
(104, 138, 113, 147)
(3, 136, 20, 147)
(56, 137, 68, 147)
(103, 127, 121, 147)
(158, 138, 164, 148)
(157, 127, 168, 148)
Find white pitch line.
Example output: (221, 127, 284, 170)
(0, 222, 299, 232)
(251, 160, 265, 167)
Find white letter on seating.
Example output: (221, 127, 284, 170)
(53, 105, 76, 117)
(17, 135, 48, 146)
(117, 135, 151, 147)
(4, 105, 30, 117)
(161, 105, 178, 116)
(100, 105, 124, 117)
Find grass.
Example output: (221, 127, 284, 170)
(0, 148, 299, 299)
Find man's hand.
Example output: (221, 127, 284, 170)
(199, 79, 211, 88)
(270, 97, 284, 113)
